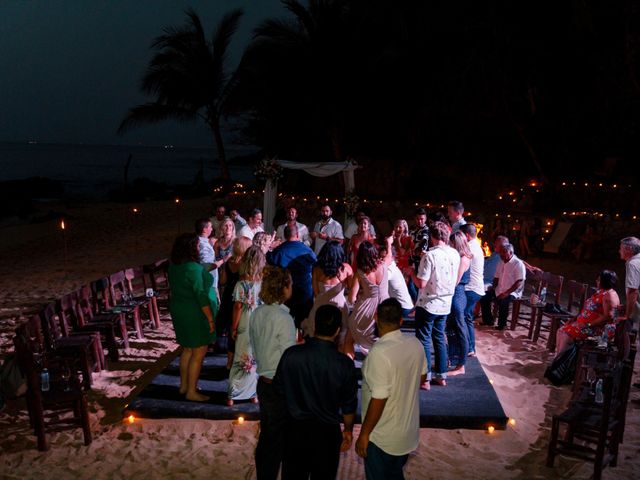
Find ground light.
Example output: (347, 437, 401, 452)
(487, 426, 495, 434)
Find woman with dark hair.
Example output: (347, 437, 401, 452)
(168, 233, 218, 402)
(348, 216, 376, 269)
(346, 237, 392, 356)
(555, 270, 620, 355)
(302, 240, 353, 339)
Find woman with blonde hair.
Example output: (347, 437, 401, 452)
(392, 219, 413, 281)
(227, 245, 265, 405)
(218, 236, 251, 368)
(447, 231, 473, 376)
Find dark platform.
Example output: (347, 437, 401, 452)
(125, 337, 508, 430)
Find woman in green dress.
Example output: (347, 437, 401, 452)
(168, 233, 218, 402)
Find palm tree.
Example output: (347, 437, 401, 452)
(232, 0, 356, 161)
(118, 8, 243, 182)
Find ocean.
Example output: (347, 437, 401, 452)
(0, 142, 258, 199)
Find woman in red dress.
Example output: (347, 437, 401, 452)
(555, 270, 620, 355)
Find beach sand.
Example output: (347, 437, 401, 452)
(1, 197, 638, 479)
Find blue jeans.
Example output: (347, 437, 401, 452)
(464, 290, 482, 354)
(449, 285, 468, 367)
(415, 307, 447, 380)
(364, 441, 408, 480)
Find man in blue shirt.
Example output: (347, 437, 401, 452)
(268, 224, 317, 329)
(274, 305, 358, 480)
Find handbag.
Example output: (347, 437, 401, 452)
(544, 344, 578, 386)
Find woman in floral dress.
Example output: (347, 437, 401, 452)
(227, 245, 265, 405)
(555, 270, 620, 355)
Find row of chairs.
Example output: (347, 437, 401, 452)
(546, 319, 636, 479)
(510, 270, 597, 351)
(11, 259, 171, 450)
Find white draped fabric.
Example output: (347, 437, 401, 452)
(262, 160, 358, 232)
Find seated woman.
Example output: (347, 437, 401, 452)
(168, 233, 218, 402)
(555, 270, 620, 355)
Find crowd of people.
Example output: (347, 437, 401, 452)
(165, 200, 640, 480)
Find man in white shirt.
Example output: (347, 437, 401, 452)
(310, 204, 344, 254)
(461, 224, 485, 356)
(250, 266, 297, 480)
(480, 243, 525, 330)
(275, 206, 310, 246)
(619, 236, 640, 330)
(411, 221, 459, 387)
(356, 298, 427, 480)
(237, 208, 265, 240)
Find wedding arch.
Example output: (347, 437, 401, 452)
(260, 158, 359, 232)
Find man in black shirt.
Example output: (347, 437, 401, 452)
(274, 305, 358, 479)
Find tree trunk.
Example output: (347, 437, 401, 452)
(211, 118, 231, 181)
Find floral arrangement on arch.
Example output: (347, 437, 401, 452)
(343, 190, 360, 218)
(254, 157, 284, 182)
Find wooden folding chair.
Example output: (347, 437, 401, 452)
(39, 304, 100, 389)
(76, 284, 129, 354)
(547, 365, 624, 479)
(544, 280, 588, 352)
(144, 259, 171, 308)
(531, 272, 564, 343)
(509, 269, 544, 331)
(14, 326, 92, 451)
(125, 266, 160, 329)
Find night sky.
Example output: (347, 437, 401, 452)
(0, 0, 282, 146)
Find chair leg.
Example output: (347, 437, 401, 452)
(546, 416, 559, 467)
(528, 307, 538, 339)
(533, 310, 544, 343)
(80, 350, 93, 389)
(152, 297, 160, 326)
(79, 396, 92, 446)
(510, 302, 520, 330)
(132, 308, 144, 339)
(547, 317, 560, 352)
(105, 326, 120, 362)
(118, 314, 130, 350)
(32, 397, 49, 451)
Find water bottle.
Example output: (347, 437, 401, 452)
(539, 287, 547, 304)
(40, 368, 50, 392)
(594, 378, 603, 404)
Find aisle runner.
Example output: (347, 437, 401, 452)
(126, 343, 508, 430)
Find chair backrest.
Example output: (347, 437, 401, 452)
(109, 271, 129, 305)
(75, 285, 97, 325)
(542, 272, 564, 304)
(144, 259, 170, 291)
(39, 303, 64, 347)
(13, 325, 42, 393)
(565, 280, 588, 314)
(56, 292, 80, 335)
(125, 266, 147, 297)
(522, 269, 544, 297)
(91, 277, 112, 311)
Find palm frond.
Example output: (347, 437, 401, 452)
(117, 103, 199, 134)
(210, 8, 244, 101)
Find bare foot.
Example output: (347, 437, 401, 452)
(431, 378, 447, 387)
(179, 386, 187, 395)
(250, 396, 259, 404)
(226, 399, 234, 406)
(448, 366, 465, 376)
(186, 392, 210, 402)
(467, 351, 476, 357)
(420, 382, 431, 391)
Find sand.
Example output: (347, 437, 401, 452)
(0, 197, 638, 479)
